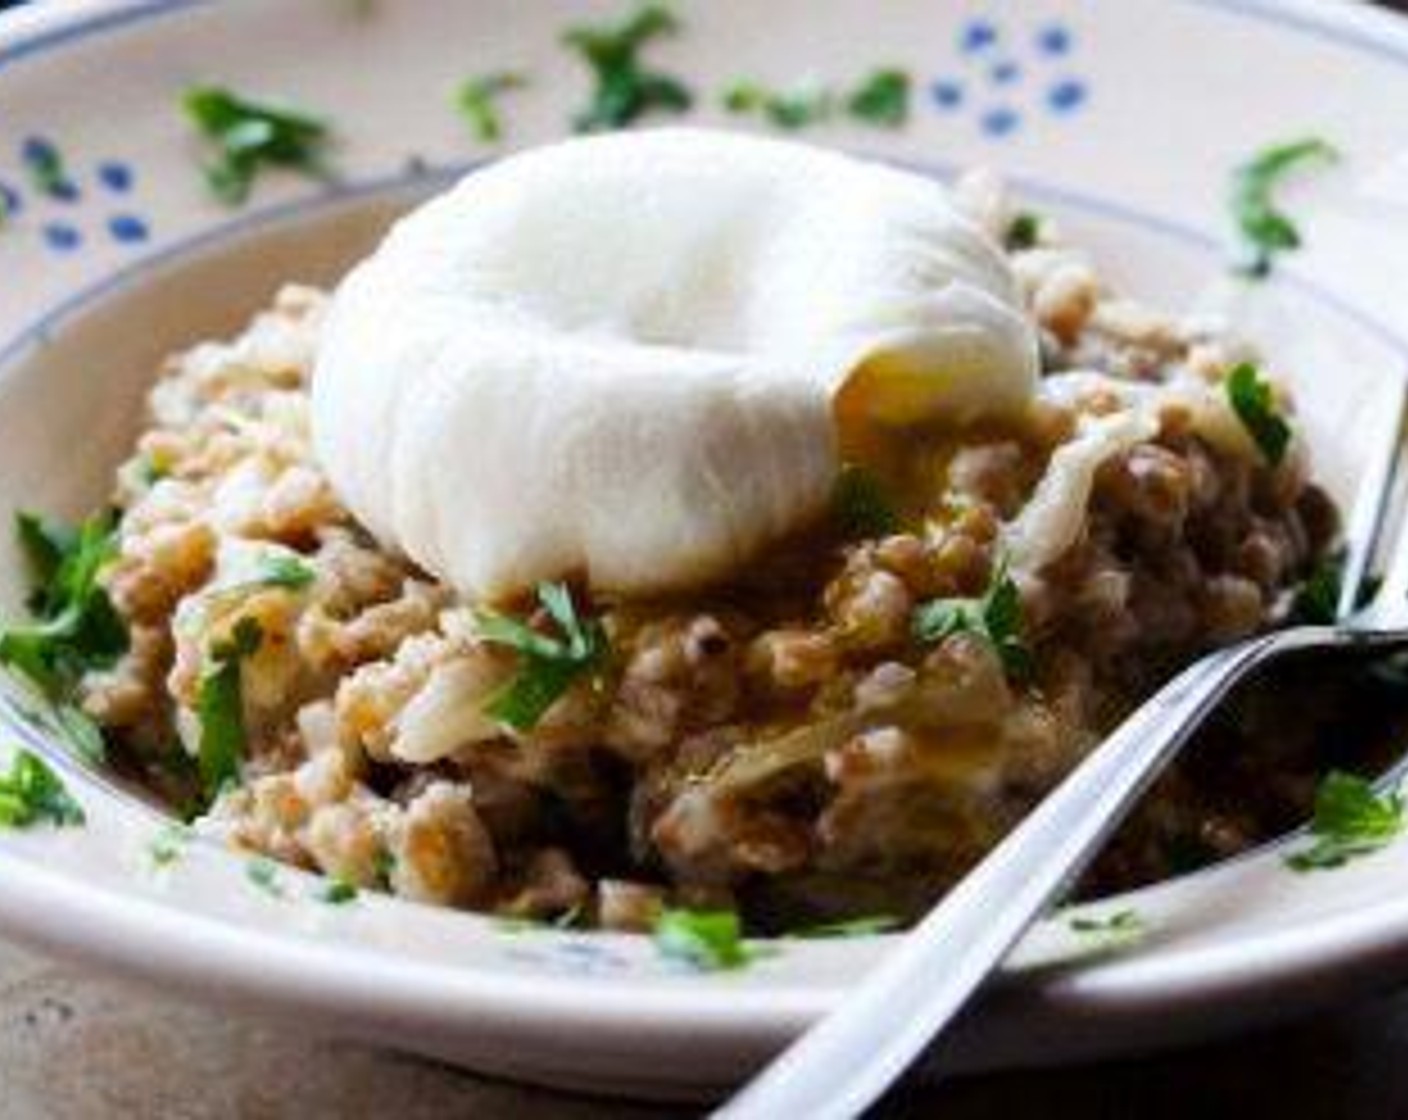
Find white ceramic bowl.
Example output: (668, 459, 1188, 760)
(3, 0, 1408, 1099)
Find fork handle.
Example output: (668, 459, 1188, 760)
(717, 637, 1272, 1120)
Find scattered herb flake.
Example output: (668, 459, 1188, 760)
(1068, 908, 1144, 937)
(254, 553, 315, 590)
(148, 822, 193, 869)
(1231, 137, 1338, 278)
(1291, 553, 1343, 625)
(1225, 362, 1292, 467)
(845, 68, 910, 128)
(562, 3, 693, 132)
(912, 559, 1032, 680)
(455, 71, 527, 142)
(182, 85, 333, 206)
(723, 80, 834, 131)
(831, 464, 900, 538)
(474, 582, 607, 732)
(787, 914, 901, 939)
(653, 908, 753, 971)
(318, 877, 359, 905)
(54, 704, 105, 766)
(1004, 211, 1043, 251)
(1286, 770, 1405, 871)
(22, 139, 70, 199)
(1, 511, 128, 697)
(0, 750, 84, 829)
(195, 618, 262, 803)
(372, 845, 397, 887)
(246, 855, 284, 897)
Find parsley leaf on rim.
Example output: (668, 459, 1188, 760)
(182, 86, 333, 206)
(1286, 771, 1405, 871)
(912, 559, 1032, 680)
(473, 582, 607, 732)
(562, 3, 692, 133)
(1225, 362, 1292, 467)
(0, 750, 84, 829)
(1231, 137, 1338, 278)
(653, 908, 754, 971)
(455, 71, 528, 142)
(724, 80, 834, 131)
(845, 68, 910, 128)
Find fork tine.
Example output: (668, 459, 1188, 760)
(1342, 374, 1408, 619)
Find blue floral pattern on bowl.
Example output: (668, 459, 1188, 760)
(1, 136, 150, 255)
(931, 14, 1089, 139)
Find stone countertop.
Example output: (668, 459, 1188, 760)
(4, 931, 1408, 1119)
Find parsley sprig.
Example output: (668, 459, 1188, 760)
(1225, 362, 1292, 467)
(912, 560, 1032, 680)
(195, 618, 262, 802)
(455, 71, 528, 143)
(0, 511, 127, 697)
(0, 750, 84, 829)
(1231, 137, 1338, 278)
(653, 907, 754, 971)
(473, 583, 607, 732)
(562, 3, 693, 132)
(182, 86, 333, 206)
(1286, 771, 1405, 871)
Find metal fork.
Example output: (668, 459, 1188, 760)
(719, 387, 1408, 1120)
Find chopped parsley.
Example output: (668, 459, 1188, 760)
(22, 138, 72, 200)
(0, 750, 84, 829)
(0, 511, 127, 697)
(455, 71, 528, 143)
(473, 582, 607, 732)
(653, 908, 754, 971)
(372, 845, 397, 887)
(1286, 770, 1405, 871)
(724, 80, 834, 131)
(195, 618, 262, 803)
(245, 855, 284, 898)
(254, 553, 315, 590)
(1068, 908, 1144, 937)
(1225, 362, 1292, 467)
(1004, 211, 1043, 251)
(318, 877, 359, 905)
(148, 823, 193, 869)
(1291, 553, 1343, 625)
(787, 914, 900, 939)
(912, 560, 1032, 680)
(54, 704, 106, 766)
(831, 464, 900, 538)
(1231, 137, 1338, 278)
(562, 3, 692, 132)
(845, 68, 910, 128)
(182, 85, 333, 206)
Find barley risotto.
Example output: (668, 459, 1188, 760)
(6, 143, 1381, 933)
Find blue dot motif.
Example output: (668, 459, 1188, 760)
(931, 79, 965, 110)
(108, 214, 148, 244)
(961, 18, 999, 54)
(1048, 78, 1088, 113)
(1038, 25, 1073, 56)
(990, 60, 1020, 86)
(0, 179, 20, 218)
(42, 222, 81, 252)
(98, 161, 134, 193)
(980, 106, 1020, 137)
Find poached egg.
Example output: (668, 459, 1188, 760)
(312, 129, 1038, 600)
